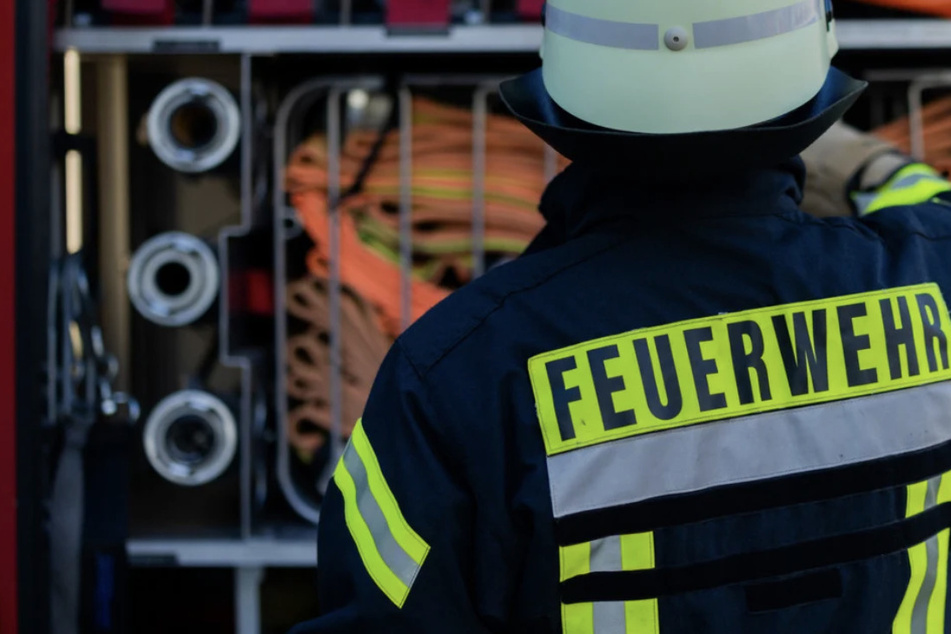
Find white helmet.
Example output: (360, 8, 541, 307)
(540, 0, 839, 134)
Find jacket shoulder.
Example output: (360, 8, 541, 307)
(397, 234, 623, 377)
(861, 195, 951, 241)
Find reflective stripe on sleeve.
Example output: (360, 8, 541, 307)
(560, 533, 659, 634)
(334, 419, 430, 608)
(894, 474, 951, 634)
(853, 164, 951, 216)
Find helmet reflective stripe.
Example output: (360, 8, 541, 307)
(546, 0, 820, 51)
(546, 5, 658, 51)
(694, 0, 820, 49)
(540, 0, 839, 134)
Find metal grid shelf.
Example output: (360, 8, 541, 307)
(53, 24, 544, 54)
(52, 20, 951, 54)
(127, 538, 317, 567)
(126, 538, 318, 634)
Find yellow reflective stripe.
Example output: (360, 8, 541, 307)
(894, 482, 929, 634)
(927, 475, 951, 633)
(349, 421, 430, 568)
(561, 542, 594, 634)
(907, 480, 930, 517)
(560, 534, 659, 634)
(624, 600, 660, 634)
(893, 474, 951, 634)
(855, 164, 951, 216)
(620, 532, 655, 571)
(561, 541, 592, 582)
(928, 529, 949, 633)
(621, 533, 659, 634)
(334, 458, 413, 607)
(333, 419, 430, 608)
(530, 283, 951, 456)
(562, 602, 595, 634)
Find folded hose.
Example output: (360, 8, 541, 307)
(282, 96, 566, 455)
(285, 276, 391, 457)
(285, 96, 567, 336)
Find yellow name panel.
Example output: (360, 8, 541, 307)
(529, 284, 951, 456)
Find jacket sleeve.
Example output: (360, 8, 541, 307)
(799, 121, 951, 218)
(289, 341, 494, 634)
(851, 161, 951, 217)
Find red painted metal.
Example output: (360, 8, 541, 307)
(229, 269, 275, 316)
(102, 0, 175, 25)
(248, 0, 314, 24)
(0, 0, 18, 630)
(102, 0, 168, 12)
(386, 0, 451, 29)
(517, 0, 544, 20)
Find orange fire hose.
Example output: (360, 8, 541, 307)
(285, 276, 391, 455)
(285, 96, 567, 337)
(282, 96, 568, 454)
(846, 0, 951, 17)
(873, 95, 951, 176)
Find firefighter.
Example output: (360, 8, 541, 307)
(290, 1, 951, 632)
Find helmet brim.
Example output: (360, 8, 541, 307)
(499, 66, 867, 175)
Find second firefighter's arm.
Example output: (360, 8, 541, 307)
(800, 121, 951, 218)
(290, 342, 496, 634)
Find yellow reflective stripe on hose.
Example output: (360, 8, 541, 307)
(855, 164, 951, 216)
(560, 533, 659, 634)
(893, 473, 951, 634)
(334, 419, 430, 607)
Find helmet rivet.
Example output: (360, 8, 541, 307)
(664, 27, 689, 51)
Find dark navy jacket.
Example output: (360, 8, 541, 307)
(291, 159, 951, 634)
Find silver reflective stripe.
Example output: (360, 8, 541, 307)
(590, 536, 628, 632)
(912, 533, 941, 634)
(548, 381, 951, 518)
(590, 535, 623, 573)
(545, 1, 818, 52)
(593, 601, 627, 633)
(852, 192, 880, 216)
(546, 4, 659, 51)
(890, 172, 949, 191)
(343, 441, 421, 587)
(693, 0, 819, 49)
(912, 477, 943, 634)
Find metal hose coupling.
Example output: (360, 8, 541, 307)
(143, 390, 238, 487)
(147, 78, 241, 173)
(127, 231, 219, 327)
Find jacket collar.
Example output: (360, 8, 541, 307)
(537, 158, 807, 240)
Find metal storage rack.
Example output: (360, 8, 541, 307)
(47, 12, 951, 634)
(48, 21, 951, 54)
